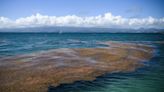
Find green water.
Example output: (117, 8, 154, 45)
(0, 33, 164, 92)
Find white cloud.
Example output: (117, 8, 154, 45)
(0, 12, 164, 28)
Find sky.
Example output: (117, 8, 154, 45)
(0, 0, 164, 29)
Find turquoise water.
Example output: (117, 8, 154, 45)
(0, 33, 164, 92)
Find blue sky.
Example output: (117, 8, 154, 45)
(0, 0, 164, 19)
(0, 0, 164, 29)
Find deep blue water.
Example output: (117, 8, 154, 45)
(0, 33, 164, 92)
(0, 33, 163, 56)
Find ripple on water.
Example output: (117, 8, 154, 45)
(0, 41, 156, 92)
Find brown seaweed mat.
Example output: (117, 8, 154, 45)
(0, 41, 154, 92)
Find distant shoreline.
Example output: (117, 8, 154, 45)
(0, 26, 163, 33)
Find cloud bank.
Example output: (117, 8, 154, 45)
(0, 12, 164, 29)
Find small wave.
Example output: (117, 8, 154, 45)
(0, 41, 156, 92)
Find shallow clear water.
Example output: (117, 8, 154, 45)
(0, 33, 164, 92)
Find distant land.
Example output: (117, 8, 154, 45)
(0, 27, 163, 33)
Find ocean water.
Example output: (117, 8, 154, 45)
(0, 33, 164, 92)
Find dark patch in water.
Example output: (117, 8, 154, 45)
(0, 41, 155, 92)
